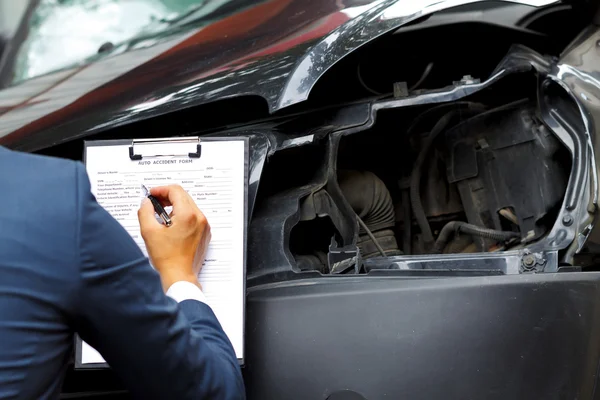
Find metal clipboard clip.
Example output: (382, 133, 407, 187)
(129, 137, 202, 160)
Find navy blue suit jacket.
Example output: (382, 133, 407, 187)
(0, 147, 244, 399)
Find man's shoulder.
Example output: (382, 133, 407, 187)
(0, 147, 82, 189)
(1, 147, 78, 170)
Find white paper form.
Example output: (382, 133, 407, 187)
(83, 139, 246, 363)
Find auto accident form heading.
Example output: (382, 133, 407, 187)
(83, 138, 246, 365)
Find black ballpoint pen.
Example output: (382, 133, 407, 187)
(141, 184, 172, 226)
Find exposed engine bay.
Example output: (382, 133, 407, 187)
(248, 82, 577, 283)
(9, 0, 592, 292)
(36, 20, 595, 285)
(288, 100, 570, 270)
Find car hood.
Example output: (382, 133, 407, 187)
(0, 0, 557, 152)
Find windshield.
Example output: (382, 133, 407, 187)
(10, 0, 206, 84)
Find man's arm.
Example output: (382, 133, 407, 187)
(72, 164, 244, 399)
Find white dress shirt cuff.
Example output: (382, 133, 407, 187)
(166, 281, 207, 304)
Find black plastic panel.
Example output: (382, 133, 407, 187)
(245, 273, 600, 400)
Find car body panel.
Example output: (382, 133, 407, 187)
(0, 0, 556, 151)
(245, 272, 600, 399)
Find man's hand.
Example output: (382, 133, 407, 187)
(137, 185, 211, 291)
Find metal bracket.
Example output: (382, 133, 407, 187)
(129, 137, 202, 160)
(328, 237, 361, 274)
(520, 250, 546, 273)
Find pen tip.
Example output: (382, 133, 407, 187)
(141, 184, 149, 196)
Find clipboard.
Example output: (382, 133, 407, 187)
(75, 136, 249, 369)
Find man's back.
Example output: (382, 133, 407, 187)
(0, 147, 244, 399)
(0, 148, 80, 398)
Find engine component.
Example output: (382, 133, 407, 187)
(295, 253, 328, 273)
(328, 237, 361, 274)
(410, 111, 458, 248)
(338, 170, 395, 231)
(356, 217, 387, 257)
(296, 189, 361, 273)
(408, 103, 486, 252)
(338, 170, 401, 258)
(445, 103, 568, 250)
(401, 188, 412, 254)
(520, 250, 546, 273)
(433, 221, 520, 253)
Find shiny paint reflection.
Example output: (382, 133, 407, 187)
(0, 0, 557, 151)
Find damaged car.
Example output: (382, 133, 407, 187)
(2, 0, 600, 398)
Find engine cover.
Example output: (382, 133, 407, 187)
(445, 104, 569, 249)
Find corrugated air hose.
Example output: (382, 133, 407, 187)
(338, 170, 401, 258)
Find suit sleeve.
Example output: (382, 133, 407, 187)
(72, 163, 244, 400)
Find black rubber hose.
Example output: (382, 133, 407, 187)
(339, 170, 400, 258)
(433, 221, 520, 254)
(338, 170, 396, 232)
(409, 111, 458, 248)
(401, 189, 411, 254)
(405, 102, 483, 138)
